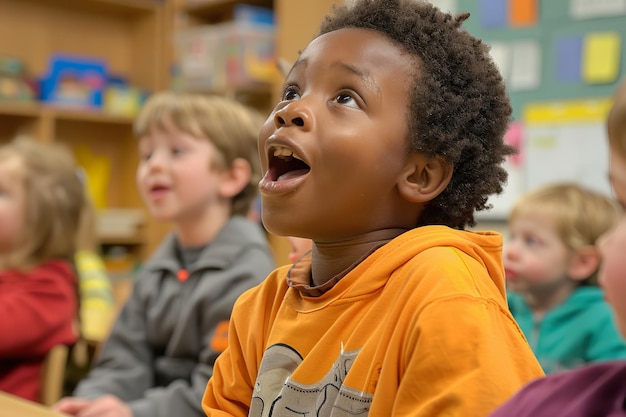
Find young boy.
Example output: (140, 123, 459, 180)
(487, 80, 626, 417)
(504, 182, 626, 373)
(53, 92, 275, 417)
(202, 1, 544, 416)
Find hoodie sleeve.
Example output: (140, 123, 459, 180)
(76, 240, 274, 417)
(0, 261, 77, 357)
(73, 280, 155, 401)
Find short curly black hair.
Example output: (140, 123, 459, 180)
(319, 0, 515, 229)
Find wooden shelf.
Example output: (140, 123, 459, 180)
(174, 0, 277, 110)
(176, 84, 274, 114)
(181, 0, 272, 22)
(185, 83, 273, 96)
(0, 0, 167, 259)
(0, 103, 135, 125)
(50, 108, 135, 125)
(99, 235, 145, 246)
(0, 101, 41, 118)
(40, 0, 160, 16)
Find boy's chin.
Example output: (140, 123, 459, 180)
(147, 210, 175, 223)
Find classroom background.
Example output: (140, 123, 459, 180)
(0, 0, 625, 308)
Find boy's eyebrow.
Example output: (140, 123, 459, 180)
(291, 58, 379, 94)
(334, 62, 380, 94)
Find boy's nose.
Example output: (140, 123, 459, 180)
(276, 115, 304, 126)
(274, 101, 312, 130)
(146, 149, 167, 171)
(503, 241, 518, 260)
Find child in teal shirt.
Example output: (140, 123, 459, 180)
(505, 182, 626, 373)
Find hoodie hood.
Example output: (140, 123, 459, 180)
(288, 225, 505, 301)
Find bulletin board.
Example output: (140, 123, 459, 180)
(431, 0, 626, 219)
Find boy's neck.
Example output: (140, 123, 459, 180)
(310, 228, 408, 286)
(175, 205, 232, 248)
(524, 280, 580, 318)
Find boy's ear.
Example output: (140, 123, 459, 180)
(568, 245, 601, 281)
(219, 157, 252, 198)
(398, 153, 453, 203)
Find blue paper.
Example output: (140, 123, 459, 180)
(480, 0, 507, 29)
(555, 36, 582, 83)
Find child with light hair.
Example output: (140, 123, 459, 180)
(489, 78, 626, 417)
(55, 91, 275, 417)
(504, 182, 626, 373)
(0, 137, 85, 403)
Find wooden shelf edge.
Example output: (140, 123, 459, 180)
(182, 83, 274, 96)
(49, 0, 161, 15)
(92, 0, 161, 12)
(0, 102, 135, 125)
(0, 101, 42, 117)
(99, 235, 145, 246)
(50, 108, 136, 125)
(182, 0, 273, 17)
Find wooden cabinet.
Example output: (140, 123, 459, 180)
(274, 0, 338, 69)
(170, 0, 277, 114)
(0, 0, 170, 259)
(170, 0, 338, 112)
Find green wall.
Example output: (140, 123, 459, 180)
(458, 0, 626, 119)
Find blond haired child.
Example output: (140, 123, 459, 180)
(488, 79, 626, 417)
(54, 92, 275, 417)
(0, 137, 84, 403)
(202, 1, 544, 416)
(505, 182, 626, 373)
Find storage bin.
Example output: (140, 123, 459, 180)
(174, 22, 277, 90)
(174, 25, 225, 90)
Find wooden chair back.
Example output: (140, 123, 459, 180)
(39, 345, 69, 406)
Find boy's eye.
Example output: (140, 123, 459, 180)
(282, 86, 300, 101)
(334, 92, 359, 109)
(171, 147, 184, 156)
(139, 151, 152, 162)
(524, 236, 539, 247)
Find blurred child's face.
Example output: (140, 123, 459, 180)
(258, 28, 416, 240)
(597, 146, 626, 336)
(504, 212, 576, 297)
(287, 236, 313, 264)
(0, 156, 26, 254)
(136, 124, 227, 224)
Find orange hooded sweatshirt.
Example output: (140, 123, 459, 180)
(203, 226, 544, 417)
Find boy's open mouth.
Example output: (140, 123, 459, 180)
(268, 145, 310, 181)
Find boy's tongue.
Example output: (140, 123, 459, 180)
(277, 169, 309, 181)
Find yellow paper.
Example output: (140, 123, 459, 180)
(523, 98, 613, 124)
(582, 32, 621, 84)
(74, 145, 111, 209)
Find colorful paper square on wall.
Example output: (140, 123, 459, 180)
(509, 0, 538, 27)
(480, 0, 537, 29)
(510, 40, 541, 91)
(555, 35, 582, 83)
(582, 32, 621, 84)
(480, 0, 507, 28)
